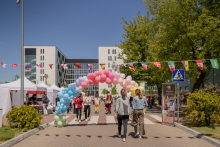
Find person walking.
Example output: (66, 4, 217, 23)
(115, 89, 130, 142)
(147, 96, 151, 108)
(83, 91, 91, 121)
(151, 96, 154, 109)
(94, 94, 100, 113)
(74, 93, 83, 122)
(105, 91, 112, 114)
(72, 97, 77, 114)
(55, 95, 59, 106)
(130, 89, 147, 139)
(114, 95, 117, 105)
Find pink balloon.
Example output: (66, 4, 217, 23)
(101, 74, 107, 80)
(126, 76, 132, 80)
(76, 88, 79, 91)
(108, 72, 115, 80)
(104, 70, 109, 77)
(122, 81, 126, 88)
(112, 78, 118, 85)
(125, 79, 131, 85)
(93, 82, 99, 86)
(120, 74, 125, 79)
(106, 78, 112, 85)
(126, 85, 131, 90)
(87, 73, 91, 79)
(115, 73, 120, 79)
(99, 70, 104, 75)
(85, 79, 89, 83)
(81, 81, 87, 88)
(73, 83, 76, 88)
(79, 90, 82, 93)
(131, 81, 135, 85)
(100, 79, 105, 83)
(90, 73, 96, 79)
(88, 79, 94, 84)
(118, 78, 123, 84)
(95, 76, 101, 83)
(94, 71, 100, 76)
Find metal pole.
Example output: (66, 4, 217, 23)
(20, 0, 24, 106)
(177, 82, 179, 122)
(9, 75, 13, 82)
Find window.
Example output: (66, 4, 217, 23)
(40, 76, 42, 81)
(43, 69, 44, 74)
(40, 69, 42, 74)
(40, 49, 42, 54)
(43, 49, 44, 54)
(43, 62, 44, 67)
(108, 56, 112, 61)
(112, 49, 114, 54)
(40, 56, 42, 61)
(108, 63, 110, 68)
(108, 49, 110, 54)
(115, 49, 116, 54)
(185, 86, 189, 91)
(108, 84, 112, 88)
(43, 56, 44, 61)
(115, 56, 116, 61)
(43, 76, 44, 81)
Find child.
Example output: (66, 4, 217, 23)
(94, 94, 100, 113)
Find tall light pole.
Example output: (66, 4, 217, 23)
(9, 75, 13, 82)
(17, 0, 24, 106)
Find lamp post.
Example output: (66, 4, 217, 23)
(9, 75, 13, 82)
(17, 0, 24, 106)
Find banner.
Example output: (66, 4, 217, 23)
(162, 83, 176, 126)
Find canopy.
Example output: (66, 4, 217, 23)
(51, 85, 61, 91)
(0, 88, 11, 116)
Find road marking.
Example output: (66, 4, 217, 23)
(88, 116, 99, 125)
(106, 116, 116, 124)
(150, 115, 162, 122)
(144, 117, 155, 124)
(68, 116, 79, 125)
(49, 116, 70, 125)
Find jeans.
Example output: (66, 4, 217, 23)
(118, 115, 129, 138)
(147, 102, 150, 108)
(84, 105, 90, 119)
(133, 110, 145, 135)
(76, 107, 82, 120)
(95, 103, 99, 113)
(150, 102, 153, 109)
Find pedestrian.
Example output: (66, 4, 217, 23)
(67, 101, 72, 114)
(55, 95, 59, 106)
(24, 93, 30, 105)
(115, 88, 130, 142)
(83, 91, 91, 121)
(129, 96, 133, 121)
(72, 97, 77, 114)
(94, 94, 100, 113)
(105, 91, 112, 114)
(114, 95, 117, 105)
(130, 89, 147, 138)
(74, 93, 83, 122)
(147, 96, 151, 108)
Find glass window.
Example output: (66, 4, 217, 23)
(115, 49, 116, 54)
(115, 56, 116, 61)
(43, 62, 44, 67)
(108, 63, 110, 68)
(41, 49, 42, 54)
(40, 69, 42, 74)
(43, 76, 44, 81)
(43, 56, 44, 61)
(40, 76, 42, 81)
(40, 56, 42, 61)
(43, 49, 44, 54)
(43, 69, 44, 74)
(112, 49, 114, 54)
(108, 84, 112, 88)
(108, 56, 112, 61)
(108, 49, 110, 54)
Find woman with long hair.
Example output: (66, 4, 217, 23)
(74, 93, 83, 122)
(130, 89, 147, 139)
(115, 89, 130, 142)
(83, 91, 91, 121)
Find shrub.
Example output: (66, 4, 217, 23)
(185, 90, 220, 126)
(6, 105, 43, 130)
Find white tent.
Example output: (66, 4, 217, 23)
(51, 85, 61, 91)
(0, 88, 11, 116)
(38, 82, 59, 103)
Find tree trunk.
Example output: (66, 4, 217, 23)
(192, 71, 206, 92)
(156, 83, 162, 106)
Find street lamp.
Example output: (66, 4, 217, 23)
(9, 75, 13, 82)
(17, 0, 24, 106)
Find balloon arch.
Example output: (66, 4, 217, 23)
(54, 70, 144, 127)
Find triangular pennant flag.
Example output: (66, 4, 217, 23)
(210, 59, 218, 69)
(25, 64, 30, 68)
(27, 68, 31, 72)
(127, 63, 135, 71)
(141, 62, 147, 70)
(195, 60, 203, 70)
(12, 64, 17, 67)
(61, 64, 68, 70)
(1, 62, 3, 66)
(75, 63, 82, 68)
(112, 63, 120, 73)
(86, 64, 92, 70)
(36, 64, 42, 68)
(154, 62, 161, 68)
(49, 64, 53, 69)
(168, 62, 175, 72)
(181, 61, 189, 71)
(100, 64, 105, 70)
(2, 64, 6, 68)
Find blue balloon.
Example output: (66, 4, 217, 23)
(62, 105, 67, 111)
(61, 109, 66, 114)
(60, 98, 65, 103)
(58, 92, 63, 98)
(55, 107, 60, 111)
(57, 101, 60, 105)
(55, 111, 60, 115)
(63, 94, 69, 99)
(68, 90, 73, 96)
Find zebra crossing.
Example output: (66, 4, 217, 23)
(48, 115, 162, 126)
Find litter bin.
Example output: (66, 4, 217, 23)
(0, 108, 2, 127)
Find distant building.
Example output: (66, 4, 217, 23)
(0, 81, 9, 84)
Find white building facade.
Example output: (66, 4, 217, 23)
(24, 46, 67, 87)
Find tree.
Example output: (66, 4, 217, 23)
(102, 88, 107, 95)
(14, 74, 20, 81)
(111, 86, 117, 95)
(82, 89, 86, 93)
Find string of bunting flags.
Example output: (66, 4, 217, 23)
(0, 58, 219, 72)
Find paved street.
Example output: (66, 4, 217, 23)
(12, 101, 214, 147)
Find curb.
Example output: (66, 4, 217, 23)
(175, 122, 220, 147)
(0, 123, 49, 147)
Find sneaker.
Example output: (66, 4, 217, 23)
(79, 120, 81, 123)
(138, 135, 142, 138)
(116, 132, 121, 138)
(122, 138, 126, 142)
(75, 119, 78, 122)
(87, 119, 90, 121)
(135, 132, 139, 137)
(85, 119, 88, 121)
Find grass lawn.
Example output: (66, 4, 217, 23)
(181, 123, 220, 142)
(0, 126, 23, 144)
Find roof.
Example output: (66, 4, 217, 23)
(66, 59, 98, 63)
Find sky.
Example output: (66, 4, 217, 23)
(0, 0, 147, 82)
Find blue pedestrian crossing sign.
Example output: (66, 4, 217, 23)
(173, 69, 184, 81)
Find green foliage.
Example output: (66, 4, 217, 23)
(6, 105, 44, 130)
(111, 86, 117, 95)
(102, 88, 107, 95)
(82, 89, 86, 93)
(0, 126, 22, 141)
(13, 74, 20, 81)
(185, 90, 220, 126)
